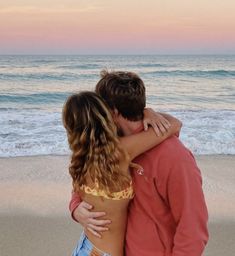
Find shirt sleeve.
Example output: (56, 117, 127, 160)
(69, 191, 82, 222)
(167, 156, 209, 256)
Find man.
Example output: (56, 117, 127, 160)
(69, 70, 209, 256)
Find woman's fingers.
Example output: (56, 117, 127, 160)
(143, 120, 149, 131)
(143, 119, 161, 136)
(151, 122, 161, 136)
(163, 118, 171, 128)
(157, 121, 168, 134)
(160, 119, 171, 131)
(143, 117, 171, 136)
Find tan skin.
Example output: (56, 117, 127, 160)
(78, 111, 182, 256)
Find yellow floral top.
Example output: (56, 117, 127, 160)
(80, 181, 134, 200)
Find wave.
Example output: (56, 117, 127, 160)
(0, 72, 97, 81)
(56, 64, 100, 69)
(146, 70, 235, 78)
(30, 59, 59, 64)
(0, 92, 71, 104)
(0, 107, 42, 111)
(133, 63, 168, 68)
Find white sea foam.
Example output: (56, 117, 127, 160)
(0, 108, 234, 157)
(0, 110, 68, 157)
(171, 110, 235, 155)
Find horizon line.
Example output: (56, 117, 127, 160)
(1, 53, 235, 56)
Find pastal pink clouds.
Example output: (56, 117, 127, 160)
(0, 0, 235, 54)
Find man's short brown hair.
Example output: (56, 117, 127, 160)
(95, 70, 146, 121)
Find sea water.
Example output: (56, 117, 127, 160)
(0, 55, 234, 156)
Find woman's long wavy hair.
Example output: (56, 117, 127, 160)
(62, 91, 131, 196)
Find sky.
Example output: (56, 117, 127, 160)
(0, 0, 235, 54)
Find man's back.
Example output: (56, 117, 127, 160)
(126, 136, 209, 256)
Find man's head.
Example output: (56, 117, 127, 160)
(95, 70, 146, 121)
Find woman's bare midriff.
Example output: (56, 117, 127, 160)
(82, 193, 130, 256)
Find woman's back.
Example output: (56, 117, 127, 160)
(82, 193, 130, 256)
(80, 159, 132, 256)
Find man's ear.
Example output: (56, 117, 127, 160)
(111, 108, 119, 118)
(111, 108, 120, 123)
(113, 108, 119, 116)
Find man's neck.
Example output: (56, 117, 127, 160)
(119, 120, 143, 136)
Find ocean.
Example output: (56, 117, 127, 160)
(0, 55, 234, 157)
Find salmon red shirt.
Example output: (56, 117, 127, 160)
(69, 135, 209, 256)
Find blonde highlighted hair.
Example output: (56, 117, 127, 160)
(62, 91, 131, 196)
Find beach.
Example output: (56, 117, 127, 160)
(0, 55, 234, 255)
(0, 155, 235, 256)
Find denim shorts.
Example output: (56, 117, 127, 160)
(72, 231, 111, 256)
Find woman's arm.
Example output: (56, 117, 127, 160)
(120, 112, 182, 161)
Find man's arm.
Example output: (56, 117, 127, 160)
(164, 153, 209, 256)
(69, 192, 111, 237)
(69, 191, 82, 222)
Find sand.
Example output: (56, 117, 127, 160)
(0, 155, 235, 256)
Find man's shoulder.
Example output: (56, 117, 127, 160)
(134, 135, 196, 164)
(144, 136, 195, 168)
(135, 136, 198, 180)
(149, 135, 189, 157)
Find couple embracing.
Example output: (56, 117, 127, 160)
(62, 70, 208, 256)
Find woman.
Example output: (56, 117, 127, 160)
(63, 91, 181, 256)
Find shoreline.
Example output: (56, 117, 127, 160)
(0, 153, 234, 159)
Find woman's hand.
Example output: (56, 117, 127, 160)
(143, 108, 171, 136)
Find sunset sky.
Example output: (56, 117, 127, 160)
(0, 0, 235, 54)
